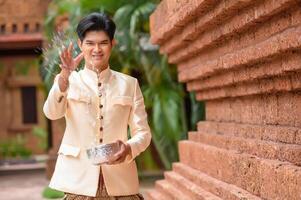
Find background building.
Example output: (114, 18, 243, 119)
(0, 0, 51, 155)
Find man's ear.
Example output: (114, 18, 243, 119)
(112, 39, 117, 47)
(77, 39, 82, 51)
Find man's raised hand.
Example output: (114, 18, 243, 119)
(59, 42, 84, 73)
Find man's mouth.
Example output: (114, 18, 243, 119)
(92, 55, 103, 59)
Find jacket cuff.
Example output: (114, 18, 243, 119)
(53, 74, 69, 103)
(124, 141, 136, 163)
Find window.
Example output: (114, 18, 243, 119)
(24, 23, 29, 33)
(35, 23, 40, 32)
(12, 24, 17, 33)
(21, 86, 37, 124)
(0, 24, 5, 34)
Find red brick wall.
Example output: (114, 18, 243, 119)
(148, 0, 301, 199)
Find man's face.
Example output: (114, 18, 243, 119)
(78, 30, 114, 70)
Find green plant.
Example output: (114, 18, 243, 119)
(32, 126, 48, 151)
(42, 187, 65, 199)
(0, 134, 32, 159)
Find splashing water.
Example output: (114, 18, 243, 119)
(41, 31, 82, 80)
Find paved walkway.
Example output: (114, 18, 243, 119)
(0, 169, 156, 200)
(0, 170, 48, 200)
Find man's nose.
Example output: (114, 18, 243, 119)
(94, 44, 101, 52)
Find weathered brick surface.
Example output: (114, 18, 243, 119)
(195, 74, 301, 100)
(197, 120, 301, 145)
(173, 0, 299, 66)
(179, 141, 301, 200)
(145, 189, 172, 200)
(160, 0, 258, 55)
(173, 163, 262, 200)
(150, 0, 218, 44)
(178, 25, 301, 82)
(155, 179, 191, 200)
(164, 171, 222, 200)
(187, 51, 301, 92)
(204, 92, 301, 126)
(149, 1, 301, 199)
(189, 131, 301, 166)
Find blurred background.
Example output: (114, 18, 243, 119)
(0, 0, 205, 199)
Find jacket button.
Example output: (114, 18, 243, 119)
(99, 138, 103, 143)
(100, 116, 103, 119)
(99, 93, 102, 97)
(100, 127, 103, 131)
(98, 82, 102, 87)
(99, 104, 103, 108)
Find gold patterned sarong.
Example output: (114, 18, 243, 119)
(64, 168, 143, 200)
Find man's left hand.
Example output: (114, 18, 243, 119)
(106, 140, 132, 165)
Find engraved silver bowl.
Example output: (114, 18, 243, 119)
(86, 142, 120, 165)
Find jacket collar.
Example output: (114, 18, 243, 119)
(80, 66, 112, 95)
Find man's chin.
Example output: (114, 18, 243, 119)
(86, 59, 109, 69)
(88, 60, 103, 66)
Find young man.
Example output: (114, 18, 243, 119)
(43, 12, 151, 199)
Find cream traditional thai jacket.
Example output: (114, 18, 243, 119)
(43, 66, 152, 197)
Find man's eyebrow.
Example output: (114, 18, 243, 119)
(85, 39, 110, 43)
(99, 39, 110, 42)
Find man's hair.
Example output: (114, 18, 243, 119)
(76, 12, 116, 42)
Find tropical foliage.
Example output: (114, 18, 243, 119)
(42, 0, 205, 170)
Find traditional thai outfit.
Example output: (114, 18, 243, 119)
(43, 66, 151, 198)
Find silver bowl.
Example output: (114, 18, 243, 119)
(86, 142, 120, 165)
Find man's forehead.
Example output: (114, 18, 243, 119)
(84, 31, 110, 41)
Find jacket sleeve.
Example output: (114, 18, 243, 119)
(125, 79, 152, 163)
(43, 74, 69, 120)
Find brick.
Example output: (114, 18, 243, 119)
(263, 94, 278, 124)
(164, 171, 222, 200)
(189, 131, 301, 165)
(155, 180, 190, 200)
(179, 141, 301, 200)
(169, 0, 297, 64)
(150, 0, 218, 45)
(145, 189, 172, 200)
(197, 121, 301, 145)
(282, 51, 301, 73)
(173, 163, 262, 200)
(180, 26, 301, 83)
(290, 73, 301, 90)
(186, 54, 296, 93)
(291, 4, 301, 26)
(195, 73, 300, 101)
(254, 8, 292, 42)
(294, 92, 301, 127)
(296, 129, 301, 145)
(161, 0, 255, 55)
(276, 93, 295, 126)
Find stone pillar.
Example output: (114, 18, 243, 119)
(147, 0, 301, 199)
